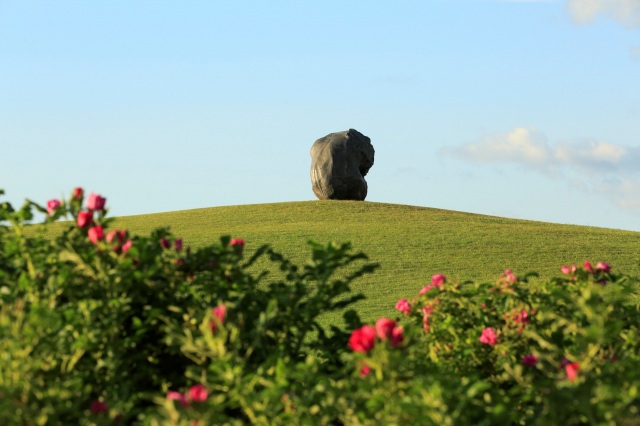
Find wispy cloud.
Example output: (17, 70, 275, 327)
(567, 0, 640, 27)
(442, 127, 640, 210)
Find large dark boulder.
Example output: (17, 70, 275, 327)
(310, 129, 375, 201)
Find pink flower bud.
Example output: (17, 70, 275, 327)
(565, 362, 580, 382)
(167, 391, 189, 407)
(86, 192, 106, 211)
(231, 238, 245, 253)
(77, 211, 93, 228)
(596, 261, 611, 273)
(431, 274, 446, 287)
(375, 318, 396, 341)
(522, 354, 538, 366)
(46, 199, 61, 216)
(72, 187, 84, 200)
(189, 384, 208, 402)
(90, 400, 109, 414)
(395, 298, 411, 314)
(88, 226, 104, 244)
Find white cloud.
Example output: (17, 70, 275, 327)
(443, 127, 640, 211)
(567, 0, 640, 27)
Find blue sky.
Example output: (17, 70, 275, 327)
(1, 0, 639, 231)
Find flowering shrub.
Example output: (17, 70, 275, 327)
(1, 187, 640, 425)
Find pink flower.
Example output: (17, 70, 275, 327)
(167, 390, 189, 407)
(479, 327, 497, 346)
(391, 326, 404, 347)
(72, 187, 84, 200)
(160, 238, 171, 249)
(584, 260, 594, 273)
(395, 298, 411, 314)
(422, 305, 434, 332)
(514, 309, 529, 324)
(419, 284, 434, 295)
(77, 211, 93, 228)
(375, 318, 396, 341)
(88, 226, 104, 244)
(501, 269, 517, 284)
(596, 261, 611, 273)
(431, 274, 446, 288)
(189, 384, 208, 402)
(561, 265, 571, 275)
(348, 325, 376, 353)
(46, 199, 61, 216)
(174, 238, 183, 252)
(522, 354, 538, 366)
(359, 364, 371, 377)
(209, 304, 227, 333)
(122, 240, 132, 253)
(86, 192, 106, 211)
(565, 362, 580, 382)
(231, 238, 245, 253)
(107, 229, 126, 244)
(90, 400, 109, 414)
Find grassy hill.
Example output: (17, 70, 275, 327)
(93, 200, 640, 322)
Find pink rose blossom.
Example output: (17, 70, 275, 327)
(479, 327, 497, 346)
(86, 192, 106, 211)
(90, 400, 109, 414)
(88, 226, 104, 244)
(167, 390, 189, 407)
(522, 354, 538, 366)
(46, 199, 61, 216)
(375, 318, 396, 341)
(584, 260, 594, 273)
(565, 362, 580, 382)
(72, 187, 84, 200)
(419, 284, 433, 295)
(561, 265, 571, 275)
(596, 261, 611, 273)
(189, 384, 208, 402)
(348, 325, 376, 353)
(431, 273, 446, 288)
(514, 309, 529, 324)
(122, 240, 132, 253)
(501, 269, 517, 284)
(77, 211, 93, 228)
(231, 238, 245, 253)
(395, 298, 411, 314)
(359, 364, 371, 377)
(160, 238, 171, 249)
(391, 326, 404, 347)
(209, 304, 227, 333)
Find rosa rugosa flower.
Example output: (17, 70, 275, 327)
(359, 364, 371, 377)
(419, 284, 433, 295)
(596, 261, 611, 273)
(72, 187, 84, 200)
(88, 226, 104, 244)
(231, 238, 245, 253)
(167, 391, 188, 407)
(46, 199, 61, 216)
(189, 384, 208, 402)
(375, 318, 396, 341)
(348, 325, 376, 353)
(391, 326, 404, 347)
(160, 238, 171, 249)
(77, 211, 93, 228)
(431, 273, 446, 287)
(501, 269, 517, 284)
(395, 298, 411, 314)
(584, 260, 594, 273)
(479, 327, 497, 346)
(209, 304, 227, 333)
(86, 192, 106, 211)
(522, 354, 538, 366)
(565, 362, 580, 382)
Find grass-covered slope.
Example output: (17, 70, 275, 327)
(103, 200, 640, 321)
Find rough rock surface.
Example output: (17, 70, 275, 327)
(310, 129, 375, 201)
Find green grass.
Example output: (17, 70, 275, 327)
(32, 200, 640, 322)
(113, 201, 640, 321)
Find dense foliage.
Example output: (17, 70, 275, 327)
(1, 188, 639, 425)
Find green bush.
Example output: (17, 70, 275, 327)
(1, 187, 639, 425)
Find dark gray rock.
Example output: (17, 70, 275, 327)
(310, 129, 375, 201)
